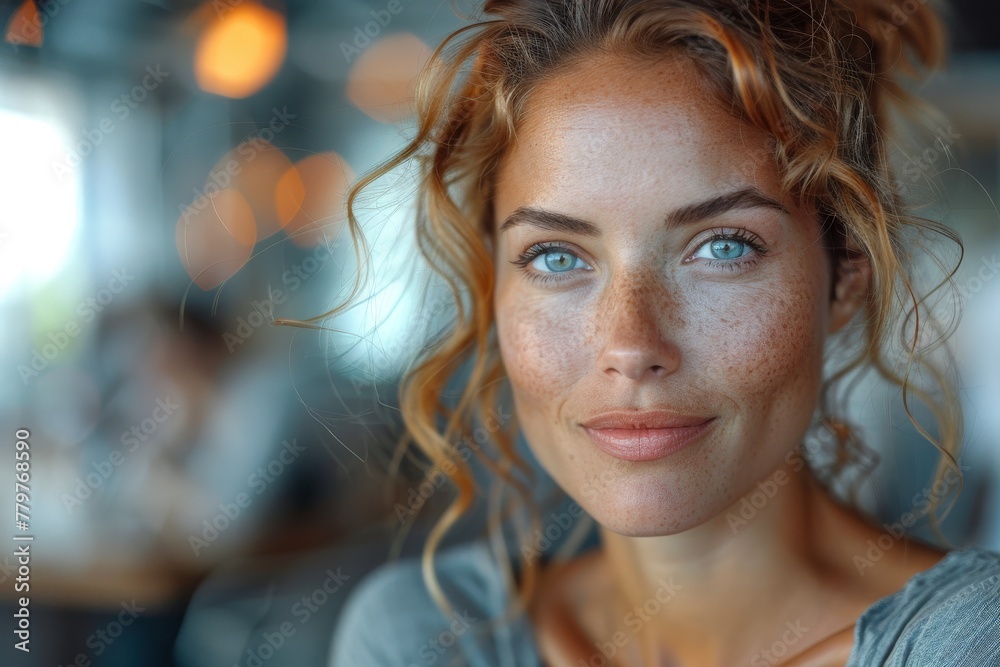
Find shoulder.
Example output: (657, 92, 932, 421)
(851, 546, 1000, 666)
(328, 539, 539, 667)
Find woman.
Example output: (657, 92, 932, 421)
(325, 0, 1000, 665)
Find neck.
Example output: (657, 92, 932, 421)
(597, 459, 855, 666)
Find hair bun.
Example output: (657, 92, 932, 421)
(839, 0, 947, 116)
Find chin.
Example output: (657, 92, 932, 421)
(571, 468, 737, 537)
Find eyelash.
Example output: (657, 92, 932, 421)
(509, 241, 585, 285)
(510, 228, 768, 284)
(693, 227, 768, 272)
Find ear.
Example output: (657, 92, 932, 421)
(828, 253, 872, 335)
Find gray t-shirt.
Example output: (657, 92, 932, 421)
(329, 541, 1000, 666)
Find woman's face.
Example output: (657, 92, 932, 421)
(492, 54, 863, 536)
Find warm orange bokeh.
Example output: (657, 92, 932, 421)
(208, 139, 294, 240)
(346, 33, 432, 124)
(275, 152, 354, 248)
(5, 0, 43, 47)
(194, 3, 286, 99)
(176, 188, 257, 289)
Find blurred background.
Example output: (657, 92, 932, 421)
(0, 0, 998, 665)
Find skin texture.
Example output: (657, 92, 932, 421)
(491, 54, 946, 666)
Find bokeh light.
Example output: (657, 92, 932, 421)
(4, 0, 43, 48)
(346, 33, 432, 124)
(194, 3, 287, 99)
(176, 188, 256, 289)
(207, 139, 294, 241)
(275, 152, 354, 248)
(0, 109, 79, 298)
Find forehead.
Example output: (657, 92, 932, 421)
(494, 55, 778, 222)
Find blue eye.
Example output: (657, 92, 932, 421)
(511, 242, 592, 282)
(510, 229, 767, 284)
(538, 249, 584, 272)
(690, 229, 767, 270)
(696, 238, 750, 261)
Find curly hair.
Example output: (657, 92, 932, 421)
(284, 0, 967, 633)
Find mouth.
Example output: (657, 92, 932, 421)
(580, 413, 716, 462)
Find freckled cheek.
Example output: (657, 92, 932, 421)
(704, 287, 824, 412)
(496, 296, 589, 403)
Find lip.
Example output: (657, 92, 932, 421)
(580, 411, 716, 462)
(581, 410, 712, 430)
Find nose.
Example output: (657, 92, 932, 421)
(596, 275, 681, 382)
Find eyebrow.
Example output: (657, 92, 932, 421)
(497, 187, 789, 236)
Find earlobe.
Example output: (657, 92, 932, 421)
(828, 254, 872, 334)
